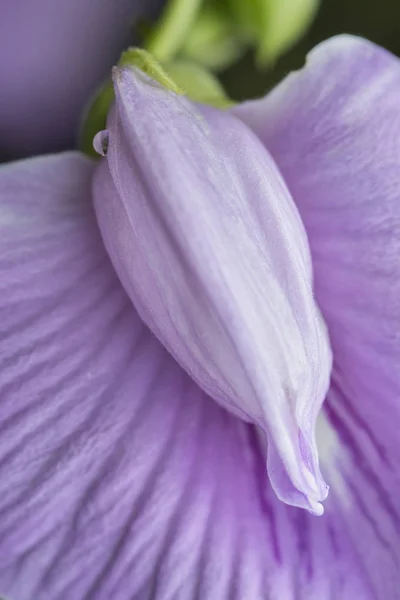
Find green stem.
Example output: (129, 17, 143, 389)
(145, 0, 203, 62)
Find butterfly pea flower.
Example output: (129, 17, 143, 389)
(0, 0, 164, 159)
(0, 34, 399, 600)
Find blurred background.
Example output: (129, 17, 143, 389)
(2, 0, 400, 160)
(221, 0, 400, 100)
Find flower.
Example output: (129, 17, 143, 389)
(0, 34, 399, 600)
(0, 0, 164, 158)
(92, 60, 332, 515)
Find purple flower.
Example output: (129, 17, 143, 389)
(0, 34, 399, 599)
(93, 65, 332, 516)
(0, 0, 163, 158)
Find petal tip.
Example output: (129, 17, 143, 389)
(309, 500, 324, 516)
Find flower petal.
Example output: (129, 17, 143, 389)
(0, 152, 265, 598)
(0, 152, 378, 600)
(0, 0, 163, 157)
(235, 35, 400, 598)
(92, 66, 332, 514)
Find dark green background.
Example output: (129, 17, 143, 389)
(221, 0, 400, 100)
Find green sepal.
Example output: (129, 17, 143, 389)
(79, 48, 233, 158)
(256, 0, 320, 65)
(145, 0, 202, 63)
(180, 3, 246, 72)
(227, 0, 264, 42)
(119, 48, 185, 95)
(227, 0, 319, 66)
(163, 59, 234, 108)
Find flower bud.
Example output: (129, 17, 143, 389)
(92, 65, 332, 514)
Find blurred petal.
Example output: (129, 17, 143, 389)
(235, 35, 400, 598)
(0, 0, 163, 158)
(92, 67, 332, 514)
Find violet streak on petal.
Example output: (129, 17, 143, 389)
(92, 66, 332, 514)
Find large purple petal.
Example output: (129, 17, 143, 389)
(0, 154, 380, 599)
(0, 0, 163, 158)
(235, 35, 400, 598)
(92, 66, 332, 514)
(0, 152, 280, 599)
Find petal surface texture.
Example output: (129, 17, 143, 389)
(235, 35, 400, 599)
(92, 67, 332, 514)
(0, 152, 381, 599)
(0, 0, 163, 158)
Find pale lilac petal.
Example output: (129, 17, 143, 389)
(92, 66, 332, 514)
(235, 35, 400, 598)
(0, 0, 163, 157)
